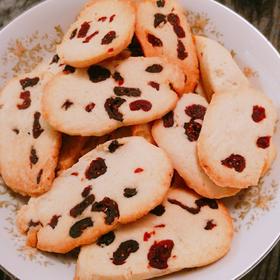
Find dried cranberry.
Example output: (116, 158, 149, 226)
(30, 147, 39, 166)
(109, 14, 116, 22)
(98, 16, 107, 22)
(92, 197, 120, 225)
(204, 220, 217, 230)
(83, 31, 99, 43)
(17, 91, 31, 110)
(85, 102, 95, 112)
(87, 65, 111, 83)
(144, 231, 155, 241)
(81, 185, 92, 198)
(108, 140, 123, 153)
(101, 31, 116, 45)
(71, 172, 79, 176)
(77, 21, 91, 38)
(129, 100, 152, 112)
(70, 194, 95, 218)
(37, 169, 43, 184)
(167, 13, 185, 38)
(28, 220, 42, 228)
(85, 158, 107, 180)
(63, 65, 76, 74)
(12, 128, 19, 134)
(150, 205, 165, 216)
(185, 104, 206, 120)
(196, 198, 218, 210)
(147, 34, 163, 47)
(114, 87, 141, 97)
(145, 64, 163, 73)
(112, 240, 139, 265)
(134, 168, 143, 173)
(48, 215, 61, 229)
(20, 77, 39, 90)
(112, 72, 124, 86)
(61, 100, 74, 110)
(154, 13, 167, 28)
(50, 54, 60, 64)
(70, 28, 78, 39)
(104, 97, 126, 121)
(69, 217, 94, 238)
(252, 105, 266, 122)
(167, 13, 180, 25)
(33, 112, 44, 139)
(221, 154, 246, 173)
(128, 35, 144, 57)
(156, 0, 165, 7)
(148, 81, 160, 91)
(177, 40, 188, 60)
(97, 231, 116, 247)
(155, 224, 165, 228)
(184, 119, 201, 142)
(148, 240, 174, 269)
(123, 188, 137, 198)
(257, 136, 271, 149)
(163, 111, 174, 128)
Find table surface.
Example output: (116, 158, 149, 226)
(0, 0, 279, 279)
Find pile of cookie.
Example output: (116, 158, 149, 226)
(0, 0, 277, 279)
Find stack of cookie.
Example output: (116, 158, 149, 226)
(0, 0, 277, 279)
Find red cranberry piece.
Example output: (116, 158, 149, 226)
(221, 154, 246, 172)
(50, 54, 60, 64)
(163, 111, 174, 128)
(48, 215, 61, 229)
(184, 119, 201, 142)
(196, 198, 218, 210)
(148, 240, 174, 269)
(97, 231, 115, 247)
(109, 14, 116, 22)
(20, 77, 39, 90)
(154, 13, 167, 28)
(104, 97, 126, 121)
(257, 136, 271, 149)
(177, 40, 188, 60)
(123, 188, 137, 198)
(33, 112, 44, 139)
(61, 99, 74, 110)
(28, 220, 42, 229)
(70, 28, 78, 39)
(69, 217, 94, 238)
(167, 13, 185, 38)
(70, 194, 95, 218)
(63, 65, 76, 74)
(143, 231, 155, 242)
(71, 172, 79, 177)
(112, 72, 124, 86)
(114, 86, 141, 97)
(168, 198, 200, 214)
(134, 168, 144, 173)
(129, 100, 152, 112)
(128, 35, 144, 57)
(145, 64, 163, 73)
(83, 31, 99, 43)
(101, 31, 116, 45)
(148, 81, 160, 91)
(112, 240, 139, 265)
(85, 102, 95, 112)
(185, 104, 206, 120)
(13, 128, 19, 134)
(30, 147, 39, 166)
(108, 140, 123, 153)
(150, 204, 165, 216)
(252, 105, 266, 122)
(98, 16, 107, 22)
(17, 91, 31, 110)
(204, 220, 217, 230)
(85, 157, 107, 180)
(87, 65, 111, 83)
(108, 48, 114, 52)
(156, 0, 165, 7)
(81, 185, 92, 198)
(77, 21, 91, 38)
(155, 224, 165, 228)
(37, 169, 43, 184)
(147, 33, 163, 47)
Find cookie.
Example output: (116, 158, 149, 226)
(135, 0, 199, 93)
(197, 88, 277, 189)
(17, 136, 173, 253)
(43, 56, 183, 136)
(152, 93, 239, 198)
(131, 123, 155, 144)
(75, 186, 233, 280)
(0, 72, 61, 196)
(57, 0, 136, 68)
(195, 35, 250, 100)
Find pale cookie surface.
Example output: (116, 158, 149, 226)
(76, 187, 233, 280)
(17, 137, 173, 253)
(43, 56, 183, 136)
(198, 88, 277, 189)
(152, 93, 239, 198)
(0, 72, 61, 196)
(57, 0, 136, 67)
(135, 0, 199, 93)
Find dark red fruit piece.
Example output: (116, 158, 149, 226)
(28, 220, 42, 229)
(148, 81, 160, 91)
(163, 111, 174, 128)
(156, 0, 165, 7)
(112, 240, 139, 265)
(108, 48, 114, 53)
(37, 169, 43, 184)
(30, 147, 39, 166)
(101, 31, 116, 45)
(71, 172, 79, 176)
(128, 35, 144, 57)
(148, 240, 174, 269)
(92, 197, 120, 225)
(69, 217, 94, 238)
(20, 77, 39, 90)
(185, 104, 206, 120)
(123, 188, 137, 198)
(85, 102, 96, 112)
(17, 91, 31, 110)
(63, 65, 76, 74)
(167, 13, 185, 38)
(77, 21, 91, 38)
(81, 185, 92, 198)
(155, 224, 165, 228)
(104, 97, 126, 121)
(97, 231, 116, 247)
(221, 154, 246, 173)
(85, 157, 107, 180)
(167, 13, 180, 25)
(87, 65, 111, 83)
(70, 194, 95, 218)
(144, 231, 155, 242)
(196, 198, 218, 210)
(257, 136, 271, 149)
(48, 215, 61, 229)
(154, 13, 167, 28)
(33, 112, 44, 139)
(98, 16, 107, 22)
(50, 54, 60, 64)
(145, 64, 163, 73)
(134, 168, 143, 173)
(112, 72, 124, 86)
(129, 100, 152, 112)
(12, 128, 19, 134)
(204, 220, 217, 230)
(177, 40, 188, 60)
(83, 31, 99, 43)
(252, 105, 266, 122)
(109, 14, 116, 22)
(70, 28, 78, 39)
(147, 33, 163, 47)
(114, 87, 141, 97)
(108, 140, 123, 153)
(150, 204, 165, 216)
(184, 120, 201, 142)
(61, 100, 74, 110)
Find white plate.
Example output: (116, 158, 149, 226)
(0, 0, 280, 279)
